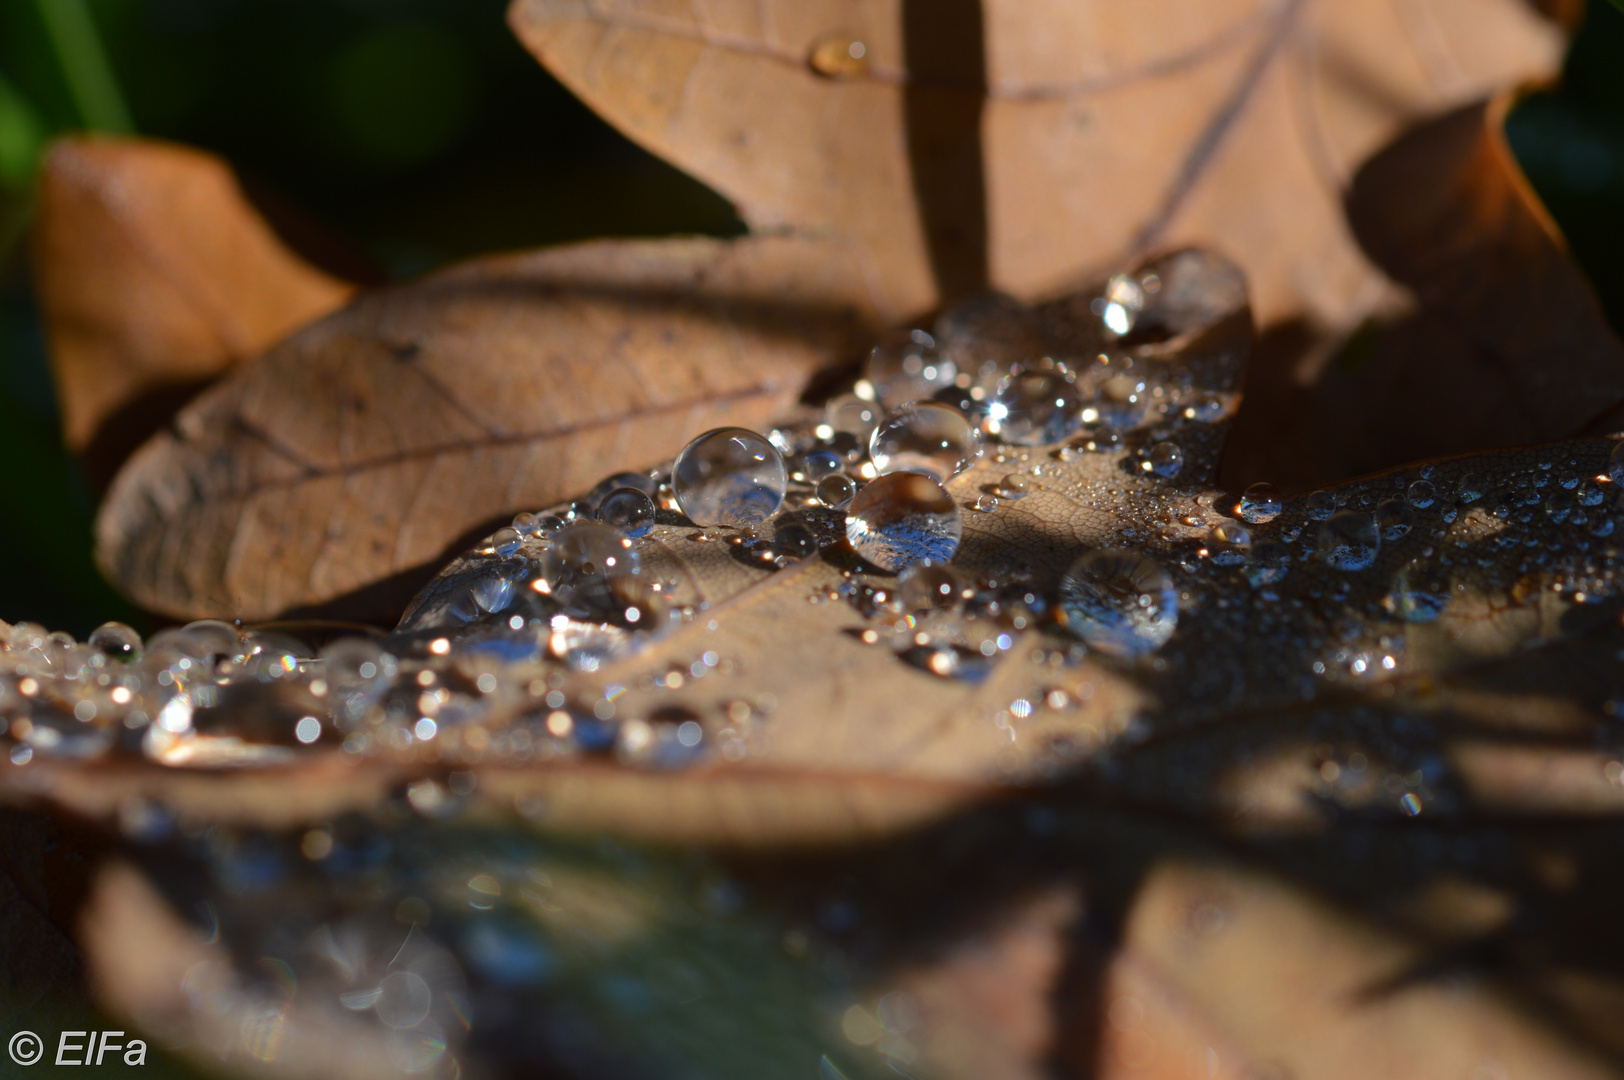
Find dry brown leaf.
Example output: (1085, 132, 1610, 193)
(32, 136, 355, 482)
(511, 0, 1624, 490)
(93, 234, 886, 623)
(15, 258, 1624, 1078)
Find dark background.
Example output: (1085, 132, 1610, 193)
(0, 0, 1620, 638)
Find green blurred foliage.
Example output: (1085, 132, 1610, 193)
(0, 0, 1620, 638)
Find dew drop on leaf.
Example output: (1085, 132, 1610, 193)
(815, 474, 857, 509)
(1319, 510, 1381, 571)
(844, 472, 962, 572)
(1058, 550, 1178, 657)
(1237, 482, 1282, 523)
(983, 371, 1082, 446)
(1147, 440, 1184, 478)
(868, 402, 981, 482)
(1405, 479, 1436, 509)
(865, 328, 953, 408)
(597, 487, 656, 538)
(673, 427, 787, 529)
(541, 521, 641, 603)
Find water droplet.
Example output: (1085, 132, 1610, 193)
(1578, 481, 1606, 507)
(1305, 490, 1336, 520)
(1181, 394, 1225, 423)
(1147, 441, 1183, 478)
(845, 472, 962, 572)
(1246, 540, 1290, 586)
(801, 448, 844, 482)
(321, 638, 396, 723)
(673, 427, 787, 528)
(542, 522, 642, 604)
(598, 487, 656, 538)
(816, 474, 858, 509)
(1097, 273, 1146, 336)
(1457, 473, 1484, 504)
(899, 563, 962, 613)
(993, 474, 1029, 499)
(808, 31, 870, 79)
(865, 328, 954, 407)
(827, 395, 881, 440)
(1057, 551, 1178, 657)
(869, 402, 981, 482)
(1318, 510, 1380, 570)
(1405, 479, 1436, 509)
(1237, 482, 1281, 524)
(88, 622, 142, 663)
(489, 527, 523, 555)
(983, 371, 1081, 446)
(1211, 521, 1250, 545)
(974, 493, 999, 512)
(1377, 498, 1413, 540)
(1390, 562, 1449, 622)
(1610, 441, 1624, 486)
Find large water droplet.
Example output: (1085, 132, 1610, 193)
(1305, 490, 1337, 521)
(869, 402, 981, 482)
(1057, 551, 1178, 658)
(1405, 479, 1436, 509)
(673, 427, 787, 528)
(1237, 482, 1281, 524)
(542, 522, 642, 604)
(1318, 510, 1380, 570)
(983, 371, 1081, 446)
(845, 472, 962, 572)
(1457, 473, 1484, 504)
(800, 448, 844, 482)
(1147, 441, 1183, 478)
(598, 487, 656, 538)
(1390, 562, 1449, 622)
(1377, 498, 1413, 540)
(866, 329, 954, 407)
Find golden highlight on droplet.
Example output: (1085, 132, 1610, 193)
(808, 31, 869, 79)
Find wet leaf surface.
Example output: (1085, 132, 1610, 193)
(9, 253, 1624, 1078)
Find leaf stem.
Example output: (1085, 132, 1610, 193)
(32, 0, 132, 134)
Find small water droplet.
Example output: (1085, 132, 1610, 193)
(801, 448, 844, 482)
(1457, 473, 1485, 504)
(1237, 482, 1281, 524)
(542, 522, 642, 604)
(898, 562, 962, 613)
(490, 527, 523, 555)
(1319, 510, 1380, 570)
(1147, 441, 1183, 478)
(983, 371, 1081, 446)
(1057, 551, 1178, 657)
(1405, 479, 1436, 509)
(845, 472, 962, 572)
(865, 328, 954, 407)
(974, 493, 999, 512)
(1246, 540, 1290, 586)
(1377, 498, 1413, 540)
(1305, 490, 1336, 520)
(827, 395, 881, 440)
(869, 402, 981, 482)
(1181, 394, 1225, 423)
(808, 32, 870, 79)
(1578, 481, 1606, 507)
(598, 487, 657, 538)
(88, 622, 142, 663)
(673, 427, 787, 529)
(993, 474, 1029, 498)
(816, 474, 858, 509)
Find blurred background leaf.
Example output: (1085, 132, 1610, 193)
(0, 0, 1620, 639)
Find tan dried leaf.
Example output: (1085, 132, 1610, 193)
(32, 136, 354, 479)
(94, 234, 885, 622)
